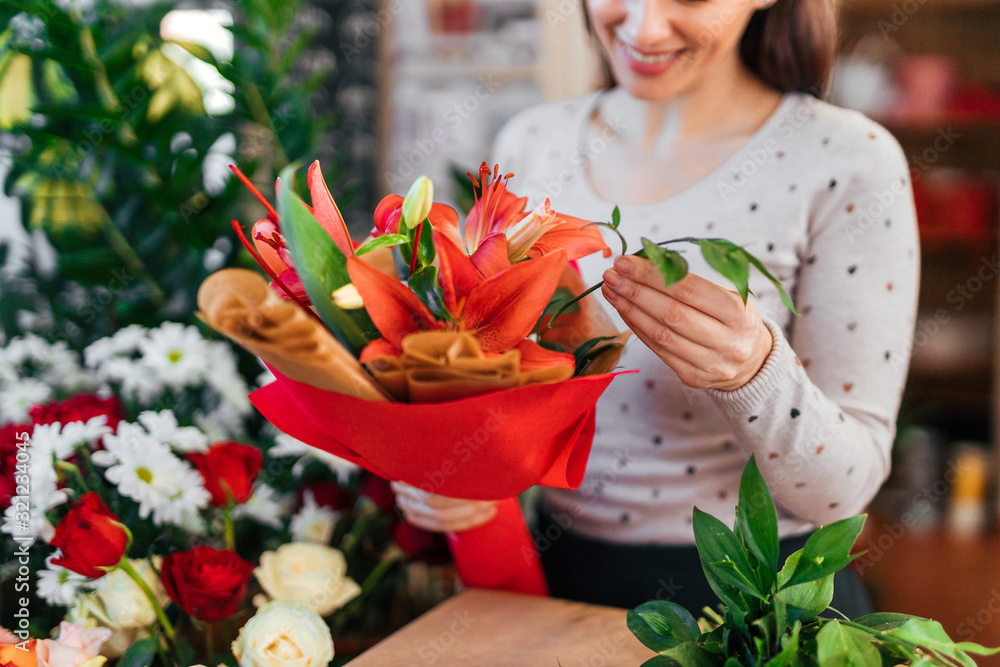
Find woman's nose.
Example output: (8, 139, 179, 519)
(619, 0, 676, 46)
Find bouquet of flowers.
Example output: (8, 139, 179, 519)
(198, 161, 631, 596)
(0, 326, 408, 664)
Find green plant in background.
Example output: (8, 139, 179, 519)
(0, 0, 336, 348)
(628, 456, 1000, 666)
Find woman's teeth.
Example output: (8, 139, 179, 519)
(622, 43, 680, 64)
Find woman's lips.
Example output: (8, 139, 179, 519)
(617, 41, 684, 76)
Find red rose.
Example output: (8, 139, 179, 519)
(29, 393, 124, 432)
(0, 423, 32, 507)
(50, 492, 128, 579)
(296, 480, 353, 512)
(188, 442, 263, 506)
(160, 546, 253, 621)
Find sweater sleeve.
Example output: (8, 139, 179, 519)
(708, 121, 921, 526)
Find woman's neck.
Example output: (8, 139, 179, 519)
(602, 61, 783, 157)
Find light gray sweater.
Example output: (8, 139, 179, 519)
(492, 92, 920, 543)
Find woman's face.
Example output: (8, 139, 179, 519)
(586, 0, 765, 100)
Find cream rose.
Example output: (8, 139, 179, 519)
(66, 558, 169, 658)
(231, 600, 334, 667)
(254, 543, 361, 617)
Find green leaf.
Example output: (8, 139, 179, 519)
(742, 249, 800, 316)
(886, 618, 1000, 663)
(611, 205, 621, 229)
(851, 612, 916, 633)
(735, 455, 780, 577)
(641, 237, 688, 289)
(659, 642, 721, 666)
(816, 620, 881, 667)
(698, 239, 750, 303)
(628, 601, 696, 653)
(408, 265, 451, 321)
(764, 621, 802, 667)
(693, 507, 762, 610)
(276, 165, 371, 355)
(355, 233, 408, 257)
(775, 551, 834, 621)
(118, 636, 159, 667)
(784, 515, 866, 588)
(417, 219, 436, 267)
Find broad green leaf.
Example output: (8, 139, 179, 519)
(407, 266, 450, 321)
(641, 238, 688, 289)
(698, 239, 750, 303)
(784, 515, 865, 588)
(735, 455, 780, 578)
(355, 233, 408, 257)
(277, 165, 371, 355)
(659, 642, 721, 666)
(816, 620, 881, 667)
(640, 657, 680, 667)
(885, 618, 1000, 664)
(628, 601, 698, 652)
(851, 612, 916, 633)
(775, 550, 834, 620)
(693, 507, 761, 611)
(417, 218, 436, 267)
(117, 636, 158, 667)
(710, 557, 769, 603)
(742, 250, 800, 315)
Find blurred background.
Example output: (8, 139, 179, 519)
(1, 0, 999, 660)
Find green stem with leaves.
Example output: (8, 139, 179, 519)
(223, 504, 236, 551)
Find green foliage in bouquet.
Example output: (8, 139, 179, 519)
(627, 457, 1000, 666)
(0, 0, 335, 346)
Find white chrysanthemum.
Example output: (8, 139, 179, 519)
(1, 502, 53, 541)
(0, 378, 52, 422)
(269, 432, 360, 484)
(38, 551, 91, 606)
(136, 410, 208, 453)
(205, 341, 250, 411)
(30, 416, 111, 461)
(83, 324, 148, 368)
(233, 483, 287, 529)
(268, 432, 310, 458)
(289, 490, 339, 544)
(101, 441, 210, 526)
(96, 357, 163, 403)
(91, 421, 152, 467)
(193, 401, 245, 441)
(137, 323, 211, 390)
(0, 334, 86, 392)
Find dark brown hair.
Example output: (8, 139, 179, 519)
(581, 0, 839, 98)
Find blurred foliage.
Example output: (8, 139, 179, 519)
(0, 0, 337, 347)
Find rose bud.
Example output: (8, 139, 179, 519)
(50, 492, 128, 579)
(188, 441, 263, 507)
(160, 546, 253, 622)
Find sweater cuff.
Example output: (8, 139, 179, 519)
(707, 317, 797, 414)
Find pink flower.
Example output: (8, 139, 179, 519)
(36, 621, 111, 667)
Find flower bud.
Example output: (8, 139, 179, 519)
(332, 283, 365, 310)
(402, 176, 433, 230)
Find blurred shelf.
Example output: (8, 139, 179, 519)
(877, 119, 1000, 171)
(842, 0, 1000, 15)
(394, 61, 537, 83)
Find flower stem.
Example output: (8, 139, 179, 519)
(118, 557, 176, 643)
(223, 505, 236, 551)
(205, 621, 215, 662)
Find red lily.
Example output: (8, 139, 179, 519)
(426, 163, 612, 262)
(347, 231, 571, 368)
(230, 161, 354, 300)
(371, 194, 461, 237)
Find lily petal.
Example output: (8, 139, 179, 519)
(466, 183, 527, 250)
(359, 336, 401, 362)
(373, 194, 403, 236)
(428, 203, 462, 249)
(307, 161, 354, 257)
(252, 219, 292, 277)
(346, 256, 442, 347)
(469, 233, 512, 278)
(525, 212, 612, 261)
(434, 230, 479, 316)
(514, 339, 575, 372)
(464, 249, 567, 353)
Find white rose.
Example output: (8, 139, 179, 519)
(66, 558, 169, 658)
(232, 600, 334, 667)
(254, 543, 361, 617)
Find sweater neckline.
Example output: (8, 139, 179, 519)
(571, 89, 801, 213)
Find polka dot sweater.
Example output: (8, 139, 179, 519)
(492, 92, 920, 544)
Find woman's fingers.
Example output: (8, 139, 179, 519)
(391, 481, 499, 533)
(608, 255, 745, 324)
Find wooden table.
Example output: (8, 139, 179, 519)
(345, 589, 656, 666)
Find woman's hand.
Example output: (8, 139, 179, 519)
(391, 481, 499, 533)
(602, 254, 773, 391)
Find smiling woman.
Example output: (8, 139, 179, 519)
(394, 0, 920, 619)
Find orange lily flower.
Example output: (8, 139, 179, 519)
(347, 232, 573, 371)
(429, 163, 612, 262)
(230, 161, 354, 302)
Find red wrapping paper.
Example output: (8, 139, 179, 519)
(251, 366, 632, 595)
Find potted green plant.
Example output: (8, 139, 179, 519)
(628, 456, 1000, 666)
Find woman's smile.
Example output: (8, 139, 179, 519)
(615, 35, 687, 76)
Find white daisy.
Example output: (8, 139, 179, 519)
(1, 502, 53, 541)
(38, 551, 91, 606)
(97, 357, 163, 403)
(269, 432, 360, 484)
(0, 378, 51, 422)
(268, 432, 310, 458)
(232, 483, 287, 529)
(0, 334, 87, 392)
(193, 401, 245, 441)
(205, 341, 250, 412)
(31, 416, 111, 461)
(137, 323, 211, 390)
(136, 410, 208, 453)
(101, 441, 210, 526)
(83, 324, 148, 368)
(289, 490, 339, 544)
